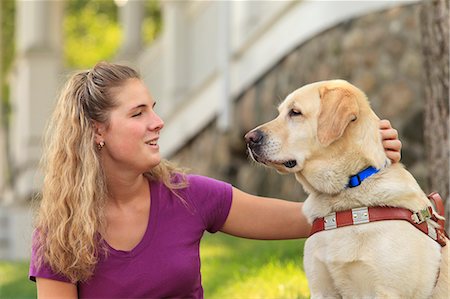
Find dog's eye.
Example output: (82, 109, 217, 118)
(289, 109, 302, 117)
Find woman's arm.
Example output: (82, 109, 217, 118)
(221, 187, 310, 240)
(36, 278, 77, 299)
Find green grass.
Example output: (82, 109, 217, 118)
(0, 235, 309, 299)
(0, 260, 36, 299)
(201, 233, 309, 298)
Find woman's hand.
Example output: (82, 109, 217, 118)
(380, 119, 401, 163)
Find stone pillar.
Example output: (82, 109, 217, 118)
(116, 0, 144, 62)
(10, 0, 64, 202)
(160, 1, 189, 118)
(217, 1, 232, 131)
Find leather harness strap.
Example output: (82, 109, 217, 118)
(310, 203, 448, 247)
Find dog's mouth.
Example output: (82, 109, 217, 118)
(247, 148, 297, 169)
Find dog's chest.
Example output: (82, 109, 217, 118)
(303, 220, 441, 298)
(305, 224, 371, 263)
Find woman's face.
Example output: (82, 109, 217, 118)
(96, 78, 164, 175)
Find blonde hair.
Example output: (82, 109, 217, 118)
(34, 61, 187, 283)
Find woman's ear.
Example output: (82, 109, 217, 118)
(93, 121, 106, 144)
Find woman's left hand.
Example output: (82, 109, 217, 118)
(380, 119, 401, 163)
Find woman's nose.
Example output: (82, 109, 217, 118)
(149, 111, 164, 131)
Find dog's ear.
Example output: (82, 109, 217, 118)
(317, 86, 359, 146)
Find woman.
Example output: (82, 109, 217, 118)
(29, 62, 401, 298)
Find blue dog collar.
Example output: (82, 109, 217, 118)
(347, 166, 380, 188)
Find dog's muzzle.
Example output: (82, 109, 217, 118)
(244, 130, 297, 169)
(245, 129, 264, 148)
(245, 129, 265, 163)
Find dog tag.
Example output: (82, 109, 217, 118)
(352, 207, 369, 225)
(324, 213, 337, 230)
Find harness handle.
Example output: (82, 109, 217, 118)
(428, 192, 448, 240)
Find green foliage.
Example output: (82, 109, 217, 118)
(0, 0, 15, 77)
(64, 0, 162, 69)
(0, 261, 36, 299)
(64, 0, 121, 68)
(143, 0, 163, 45)
(0, 0, 15, 125)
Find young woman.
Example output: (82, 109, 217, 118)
(29, 62, 402, 298)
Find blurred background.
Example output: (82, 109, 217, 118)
(0, 0, 448, 298)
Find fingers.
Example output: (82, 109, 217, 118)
(383, 139, 402, 163)
(381, 128, 398, 140)
(385, 150, 401, 164)
(380, 119, 401, 163)
(379, 119, 392, 129)
(382, 139, 401, 151)
(380, 120, 398, 141)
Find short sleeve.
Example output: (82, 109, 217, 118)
(185, 175, 233, 233)
(29, 231, 71, 283)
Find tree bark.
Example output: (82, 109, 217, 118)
(420, 0, 450, 231)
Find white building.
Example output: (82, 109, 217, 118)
(0, 0, 418, 260)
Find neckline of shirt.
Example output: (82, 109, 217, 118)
(104, 178, 159, 258)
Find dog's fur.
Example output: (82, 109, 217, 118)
(245, 80, 449, 298)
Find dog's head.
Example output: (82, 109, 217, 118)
(245, 80, 386, 191)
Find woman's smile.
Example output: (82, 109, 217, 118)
(144, 138, 159, 149)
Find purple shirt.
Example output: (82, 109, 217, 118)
(29, 175, 233, 298)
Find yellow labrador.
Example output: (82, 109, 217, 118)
(245, 80, 448, 298)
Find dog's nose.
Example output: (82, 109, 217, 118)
(245, 129, 264, 146)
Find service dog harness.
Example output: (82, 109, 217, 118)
(310, 166, 448, 247)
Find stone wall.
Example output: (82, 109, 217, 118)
(172, 3, 426, 202)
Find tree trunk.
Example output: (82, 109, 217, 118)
(420, 0, 450, 231)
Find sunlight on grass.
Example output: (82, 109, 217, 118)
(213, 260, 309, 299)
(200, 243, 233, 259)
(0, 262, 17, 285)
(0, 261, 36, 299)
(201, 233, 310, 299)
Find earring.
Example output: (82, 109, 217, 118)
(97, 141, 105, 151)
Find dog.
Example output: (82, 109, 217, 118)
(245, 80, 448, 298)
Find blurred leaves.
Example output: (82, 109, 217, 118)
(0, 0, 15, 125)
(143, 0, 162, 45)
(64, 0, 121, 68)
(0, 0, 15, 79)
(64, 0, 162, 69)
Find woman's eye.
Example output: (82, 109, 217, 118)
(289, 109, 302, 117)
(132, 112, 142, 117)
